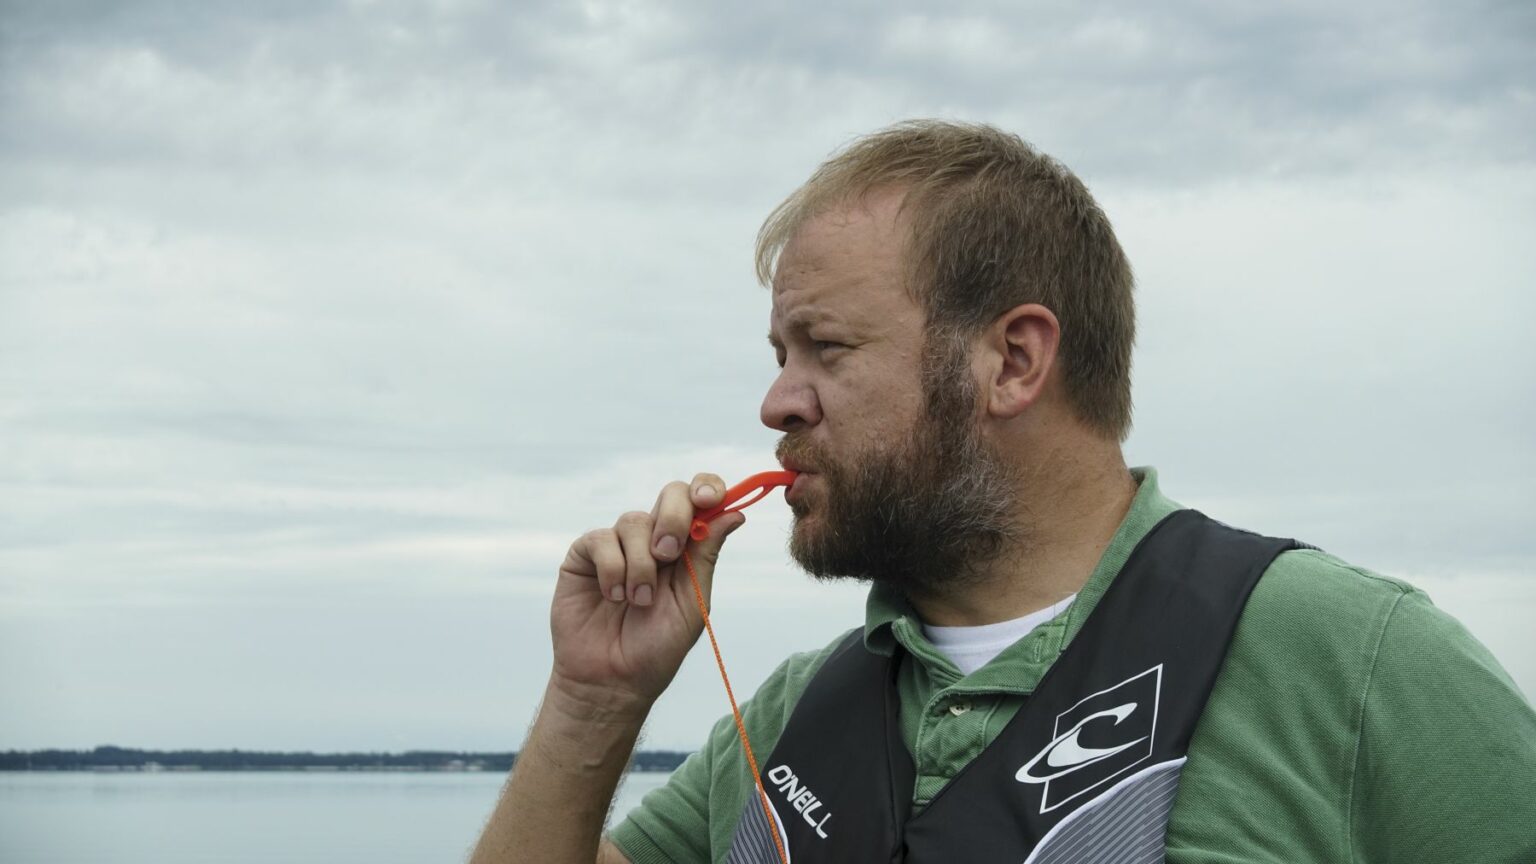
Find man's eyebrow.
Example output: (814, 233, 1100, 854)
(767, 332, 784, 351)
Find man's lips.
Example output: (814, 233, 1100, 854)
(785, 471, 818, 505)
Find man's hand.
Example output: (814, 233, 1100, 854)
(471, 473, 744, 864)
(547, 473, 745, 718)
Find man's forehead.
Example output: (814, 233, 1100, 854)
(769, 264, 884, 328)
(768, 196, 908, 334)
(777, 191, 907, 272)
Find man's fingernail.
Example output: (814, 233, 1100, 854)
(635, 584, 653, 606)
(656, 536, 679, 559)
(696, 484, 717, 500)
(609, 585, 625, 602)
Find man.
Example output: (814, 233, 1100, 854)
(472, 121, 1536, 863)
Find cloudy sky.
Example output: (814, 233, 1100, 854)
(2, 0, 1532, 753)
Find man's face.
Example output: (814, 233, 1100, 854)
(763, 193, 1019, 597)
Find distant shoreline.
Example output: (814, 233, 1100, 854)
(1, 746, 690, 773)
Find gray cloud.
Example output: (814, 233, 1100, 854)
(1, 0, 1532, 749)
(4, 1, 1531, 185)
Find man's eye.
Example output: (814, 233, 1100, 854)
(814, 341, 844, 352)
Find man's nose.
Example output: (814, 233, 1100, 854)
(760, 370, 821, 432)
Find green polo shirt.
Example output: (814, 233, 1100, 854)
(610, 468, 1536, 863)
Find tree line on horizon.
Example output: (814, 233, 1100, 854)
(0, 745, 692, 772)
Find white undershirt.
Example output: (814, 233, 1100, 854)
(922, 594, 1078, 676)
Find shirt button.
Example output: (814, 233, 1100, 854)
(948, 703, 972, 716)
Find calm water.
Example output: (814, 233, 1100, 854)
(0, 770, 671, 863)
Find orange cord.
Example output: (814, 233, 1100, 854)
(681, 548, 791, 864)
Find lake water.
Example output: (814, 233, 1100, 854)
(0, 770, 671, 863)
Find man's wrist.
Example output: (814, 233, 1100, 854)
(544, 674, 656, 727)
(534, 676, 652, 772)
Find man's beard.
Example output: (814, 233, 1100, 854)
(777, 331, 1022, 598)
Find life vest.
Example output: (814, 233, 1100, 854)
(726, 509, 1308, 863)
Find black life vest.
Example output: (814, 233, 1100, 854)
(725, 509, 1307, 864)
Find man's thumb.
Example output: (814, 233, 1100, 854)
(692, 512, 746, 571)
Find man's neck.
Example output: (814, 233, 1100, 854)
(909, 450, 1137, 628)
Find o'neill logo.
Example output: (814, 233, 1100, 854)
(766, 763, 832, 839)
(1015, 665, 1163, 813)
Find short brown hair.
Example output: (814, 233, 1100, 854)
(756, 120, 1136, 441)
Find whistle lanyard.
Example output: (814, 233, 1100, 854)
(682, 470, 797, 864)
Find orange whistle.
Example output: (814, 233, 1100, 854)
(689, 470, 799, 541)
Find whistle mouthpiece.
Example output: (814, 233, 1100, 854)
(689, 470, 799, 541)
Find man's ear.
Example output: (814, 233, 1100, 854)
(985, 303, 1060, 419)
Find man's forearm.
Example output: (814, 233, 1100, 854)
(471, 679, 648, 864)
